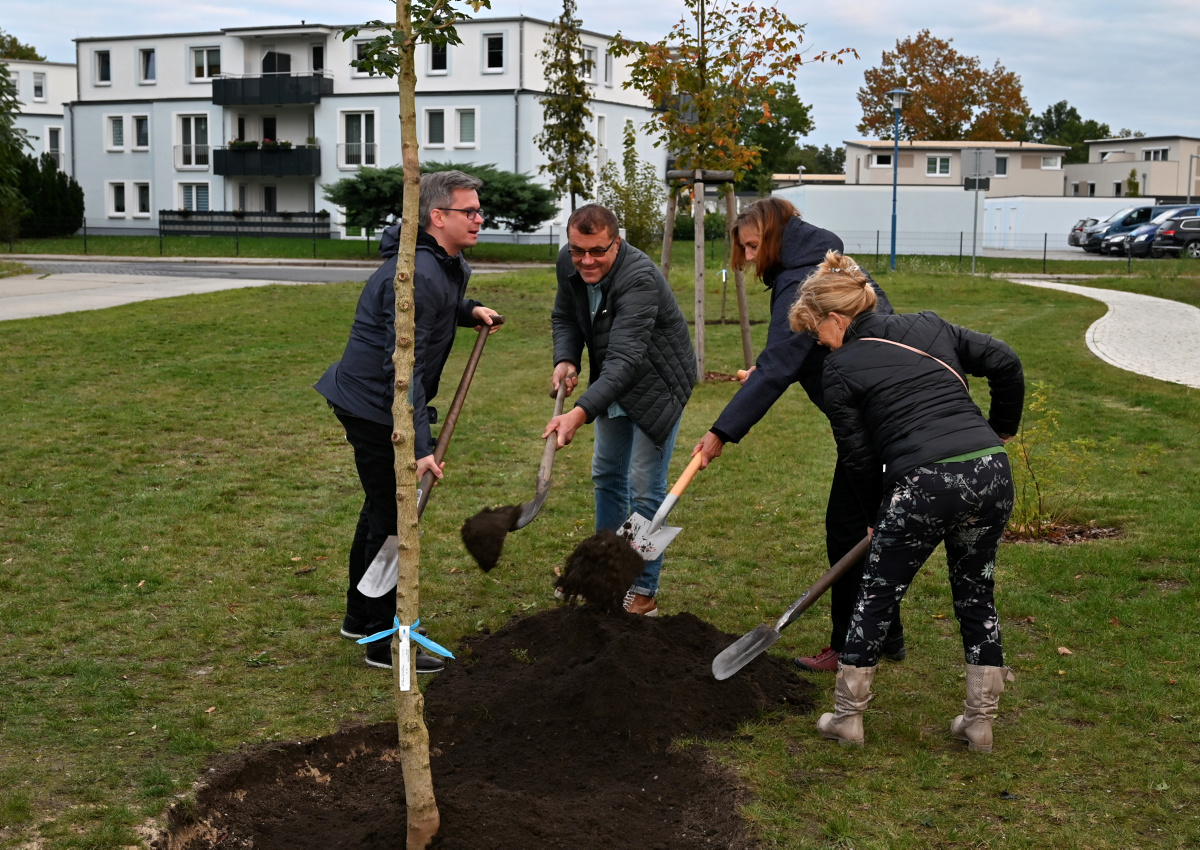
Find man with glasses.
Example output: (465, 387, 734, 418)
(543, 204, 696, 616)
(316, 170, 501, 670)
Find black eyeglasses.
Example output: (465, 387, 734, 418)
(567, 237, 617, 258)
(438, 207, 484, 220)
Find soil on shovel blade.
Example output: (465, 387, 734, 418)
(161, 608, 815, 850)
(555, 528, 646, 611)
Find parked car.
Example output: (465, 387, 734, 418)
(1151, 215, 1200, 259)
(1068, 217, 1098, 247)
(1081, 205, 1182, 253)
(1123, 206, 1200, 257)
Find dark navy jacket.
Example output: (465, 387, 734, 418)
(314, 225, 482, 458)
(711, 216, 892, 443)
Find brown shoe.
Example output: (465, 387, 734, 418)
(793, 646, 839, 672)
(623, 591, 659, 616)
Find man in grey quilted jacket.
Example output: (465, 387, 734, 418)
(543, 204, 697, 616)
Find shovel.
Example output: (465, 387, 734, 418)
(711, 534, 870, 680)
(460, 375, 574, 571)
(618, 452, 704, 561)
(357, 319, 502, 597)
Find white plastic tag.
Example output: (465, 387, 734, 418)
(396, 625, 411, 692)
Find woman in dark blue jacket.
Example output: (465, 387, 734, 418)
(790, 251, 1024, 753)
(692, 197, 905, 672)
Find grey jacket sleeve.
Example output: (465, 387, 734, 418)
(410, 270, 436, 459)
(551, 273, 585, 371)
(574, 271, 659, 421)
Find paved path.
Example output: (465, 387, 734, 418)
(1006, 277, 1200, 390)
(0, 260, 543, 322)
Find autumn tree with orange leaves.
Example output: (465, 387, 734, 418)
(857, 29, 1028, 141)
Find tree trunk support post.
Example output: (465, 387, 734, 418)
(660, 186, 678, 279)
(693, 170, 706, 377)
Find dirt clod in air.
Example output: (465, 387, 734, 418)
(460, 504, 522, 571)
(160, 607, 815, 850)
(555, 528, 646, 612)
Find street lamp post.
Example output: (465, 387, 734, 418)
(887, 88, 910, 271)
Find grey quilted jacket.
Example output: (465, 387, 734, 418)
(551, 240, 696, 447)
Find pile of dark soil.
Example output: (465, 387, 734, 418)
(162, 608, 814, 849)
(555, 528, 646, 611)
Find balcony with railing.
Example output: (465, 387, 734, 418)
(212, 72, 334, 106)
(337, 143, 378, 169)
(174, 144, 211, 170)
(214, 144, 321, 177)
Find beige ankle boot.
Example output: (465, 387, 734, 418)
(817, 663, 876, 745)
(951, 665, 1014, 753)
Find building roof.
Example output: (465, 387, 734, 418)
(845, 139, 1070, 152)
(1084, 135, 1200, 145)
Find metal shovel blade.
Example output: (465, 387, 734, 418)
(712, 625, 782, 681)
(357, 535, 399, 598)
(619, 512, 683, 561)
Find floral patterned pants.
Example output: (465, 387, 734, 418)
(840, 453, 1013, 668)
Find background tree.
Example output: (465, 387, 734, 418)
(612, 0, 854, 376)
(597, 120, 667, 251)
(535, 0, 593, 212)
(323, 162, 555, 238)
(15, 152, 84, 237)
(341, 2, 490, 846)
(735, 82, 814, 194)
(794, 143, 845, 176)
(0, 29, 44, 61)
(1027, 100, 1112, 164)
(0, 62, 31, 239)
(857, 29, 1028, 140)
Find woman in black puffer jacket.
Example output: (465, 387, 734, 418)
(790, 252, 1024, 754)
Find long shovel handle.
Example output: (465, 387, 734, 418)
(774, 534, 871, 632)
(647, 451, 705, 533)
(537, 378, 571, 483)
(416, 317, 503, 518)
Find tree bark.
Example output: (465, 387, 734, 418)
(724, 184, 752, 368)
(693, 173, 705, 378)
(660, 186, 677, 279)
(392, 4, 439, 847)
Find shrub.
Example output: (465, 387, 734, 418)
(15, 153, 84, 238)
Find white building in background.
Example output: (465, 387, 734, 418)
(4, 58, 77, 170)
(67, 18, 664, 236)
(1062, 135, 1200, 200)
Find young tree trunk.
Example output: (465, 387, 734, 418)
(724, 184, 752, 368)
(660, 186, 678, 278)
(392, 4, 439, 847)
(692, 173, 705, 377)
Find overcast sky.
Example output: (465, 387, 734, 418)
(12, 0, 1200, 149)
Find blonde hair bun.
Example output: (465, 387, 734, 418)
(816, 250, 867, 286)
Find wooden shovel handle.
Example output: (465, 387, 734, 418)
(669, 452, 705, 498)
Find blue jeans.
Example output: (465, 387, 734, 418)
(592, 413, 681, 597)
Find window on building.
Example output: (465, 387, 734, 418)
(134, 116, 149, 149)
(312, 44, 325, 72)
(135, 183, 151, 216)
(181, 183, 210, 211)
(1143, 148, 1168, 162)
(47, 127, 61, 155)
(596, 114, 607, 167)
(352, 41, 378, 76)
(262, 115, 277, 142)
(604, 51, 613, 87)
(426, 110, 445, 146)
(192, 47, 221, 80)
(108, 182, 126, 216)
(343, 111, 376, 166)
(483, 33, 505, 72)
(96, 50, 111, 84)
(1041, 155, 1061, 169)
(109, 116, 125, 149)
(871, 153, 892, 167)
(140, 49, 156, 83)
(430, 42, 448, 73)
(1072, 182, 1079, 197)
(995, 156, 1008, 177)
(33, 73, 45, 101)
(926, 155, 951, 176)
(579, 45, 597, 82)
(263, 185, 277, 213)
(179, 115, 209, 167)
(1088, 182, 1096, 197)
(457, 108, 476, 147)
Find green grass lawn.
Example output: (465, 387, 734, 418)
(0, 257, 1197, 848)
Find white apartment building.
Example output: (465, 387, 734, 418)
(1062, 135, 1200, 200)
(67, 18, 663, 235)
(4, 58, 77, 171)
